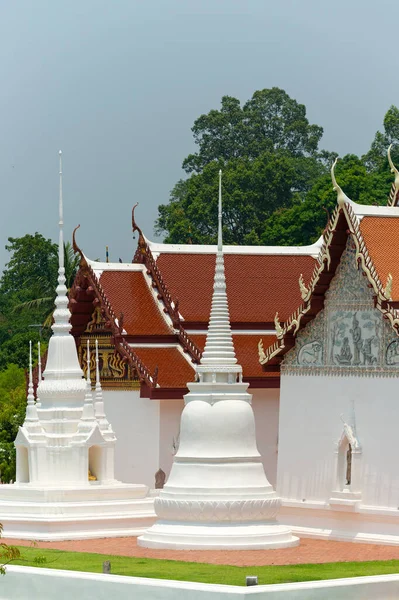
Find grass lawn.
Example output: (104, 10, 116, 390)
(10, 546, 399, 587)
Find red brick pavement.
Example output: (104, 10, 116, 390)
(4, 536, 399, 567)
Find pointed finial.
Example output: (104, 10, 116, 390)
(331, 157, 351, 207)
(59, 150, 64, 270)
(36, 341, 42, 407)
(86, 339, 91, 385)
(388, 145, 399, 194)
(95, 339, 101, 390)
(218, 169, 222, 252)
(37, 341, 41, 381)
(28, 340, 34, 406)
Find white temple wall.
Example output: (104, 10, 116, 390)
(102, 390, 280, 488)
(159, 399, 184, 480)
(103, 390, 160, 488)
(277, 374, 399, 509)
(251, 388, 280, 488)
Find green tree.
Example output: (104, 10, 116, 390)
(362, 105, 399, 172)
(0, 236, 79, 359)
(157, 88, 329, 245)
(0, 364, 26, 483)
(183, 88, 324, 174)
(261, 155, 392, 246)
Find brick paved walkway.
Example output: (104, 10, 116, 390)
(4, 536, 399, 566)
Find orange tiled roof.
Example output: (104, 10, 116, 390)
(99, 271, 172, 336)
(156, 254, 316, 323)
(131, 346, 195, 388)
(359, 216, 399, 301)
(190, 334, 277, 379)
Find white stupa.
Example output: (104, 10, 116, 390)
(138, 172, 299, 549)
(0, 152, 154, 540)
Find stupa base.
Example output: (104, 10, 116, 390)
(0, 483, 156, 540)
(138, 520, 299, 550)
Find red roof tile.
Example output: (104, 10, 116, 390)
(156, 254, 315, 324)
(131, 347, 195, 388)
(189, 334, 277, 379)
(359, 216, 399, 301)
(99, 271, 172, 336)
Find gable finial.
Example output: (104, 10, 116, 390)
(388, 145, 399, 196)
(218, 169, 222, 251)
(331, 157, 351, 207)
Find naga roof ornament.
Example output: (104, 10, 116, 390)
(384, 273, 393, 300)
(274, 312, 284, 339)
(299, 273, 309, 300)
(331, 157, 352, 207)
(387, 145, 399, 206)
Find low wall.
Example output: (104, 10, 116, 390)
(2, 566, 399, 599)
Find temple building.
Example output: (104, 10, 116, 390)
(259, 153, 399, 544)
(53, 146, 399, 545)
(68, 210, 320, 491)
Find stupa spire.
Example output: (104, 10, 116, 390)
(80, 340, 96, 425)
(24, 341, 40, 426)
(94, 339, 113, 436)
(50, 150, 71, 338)
(200, 170, 237, 367)
(36, 341, 42, 408)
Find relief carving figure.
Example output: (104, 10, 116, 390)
(335, 337, 352, 365)
(350, 313, 362, 366)
(386, 340, 399, 365)
(298, 342, 322, 365)
(362, 337, 377, 366)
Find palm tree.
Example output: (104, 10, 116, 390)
(12, 242, 80, 328)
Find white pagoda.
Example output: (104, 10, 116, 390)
(138, 172, 299, 549)
(0, 152, 154, 540)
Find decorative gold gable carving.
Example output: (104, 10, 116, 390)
(78, 307, 140, 390)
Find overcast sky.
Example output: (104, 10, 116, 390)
(0, 0, 397, 270)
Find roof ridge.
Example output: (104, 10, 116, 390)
(85, 263, 157, 388)
(133, 234, 202, 363)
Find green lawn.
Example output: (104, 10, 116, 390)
(10, 546, 399, 587)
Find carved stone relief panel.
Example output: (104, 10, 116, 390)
(282, 238, 399, 377)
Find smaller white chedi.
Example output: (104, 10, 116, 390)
(138, 172, 299, 549)
(0, 152, 154, 540)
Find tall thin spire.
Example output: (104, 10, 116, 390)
(24, 341, 40, 425)
(59, 150, 64, 270)
(36, 341, 42, 408)
(218, 169, 222, 252)
(50, 150, 71, 338)
(79, 341, 96, 428)
(94, 339, 113, 435)
(200, 170, 237, 367)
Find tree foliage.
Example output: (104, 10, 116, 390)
(157, 89, 399, 247)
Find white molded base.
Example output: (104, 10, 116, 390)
(0, 483, 156, 540)
(279, 501, 399, 546)
(138, 520, 299, 550)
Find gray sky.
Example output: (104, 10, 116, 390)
(0, 0, 397, 270)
